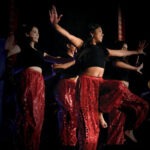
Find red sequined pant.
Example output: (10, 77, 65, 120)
(99, 80, 149, 144)
(55, 78, 78, 146)
(18, 68, 45, 150)
(76, 75, 101, 150)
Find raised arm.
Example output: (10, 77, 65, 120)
(49, 5, 83, 49)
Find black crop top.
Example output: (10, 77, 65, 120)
(18, 45, 44, 69)
(77, 43, 109, 70)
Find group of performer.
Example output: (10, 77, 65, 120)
(1, 5, 149, 150)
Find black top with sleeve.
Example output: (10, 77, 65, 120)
(18, 45, 45, 69)
(77, 43, 109, 71)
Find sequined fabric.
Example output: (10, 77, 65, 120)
(99, 80, 124, 113)
(98, 79, 126, 145)
(76, 75, 101, 150)
(17, 68, 45, 150)
(107, 109, 126, 144)
(99, 79, 149, 144)
(55, 78, 78, 146)
(120, 85, 149, 129)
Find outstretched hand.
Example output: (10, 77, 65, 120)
(137, 63, 144, 74)
(137, 40, 149, 55)
(49, 5, 63, 24)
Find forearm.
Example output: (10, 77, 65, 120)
(44, 53, 73, 63)
(114, 61, 137, 71)
(61, 60, 76, 69)
(44, 53, 60, 63)
(121, 50, 138, 57)
(108, 49, 139, 57)
(53, 24, 83, 48)
(53, 60, 76, 70)
(53, 24, 70, 39)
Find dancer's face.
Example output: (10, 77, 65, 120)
(92, 27, 104, 43)
(28, 26, 39, 43)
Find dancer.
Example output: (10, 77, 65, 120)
(53, 41, 79, 150)
(16, 24, 69, 150)
(103, 41, 146, 144)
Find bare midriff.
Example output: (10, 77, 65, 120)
(28, 66, 42, 73)
(83, 67, 104, 77)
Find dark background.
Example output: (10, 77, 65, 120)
(0, 0, 150, 41)
(1, 0, 150, 63)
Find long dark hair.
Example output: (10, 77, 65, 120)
(83, 23, 102, 47)
(16, 24, 39, 50)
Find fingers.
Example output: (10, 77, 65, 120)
(49, 5, 63, 24)
(138, 40, 149, 49)
(58, 14, 63, 21)
(137, 68, 143, 74)
(49, 5, 57, 16)
(138, 71, 143, 75)
(137, 63, 144, 74)
(142, 40, 149, 48)
(52, 5, 57, 12)
(139, 63, 143, 70)
(141, 62, 144, 67)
